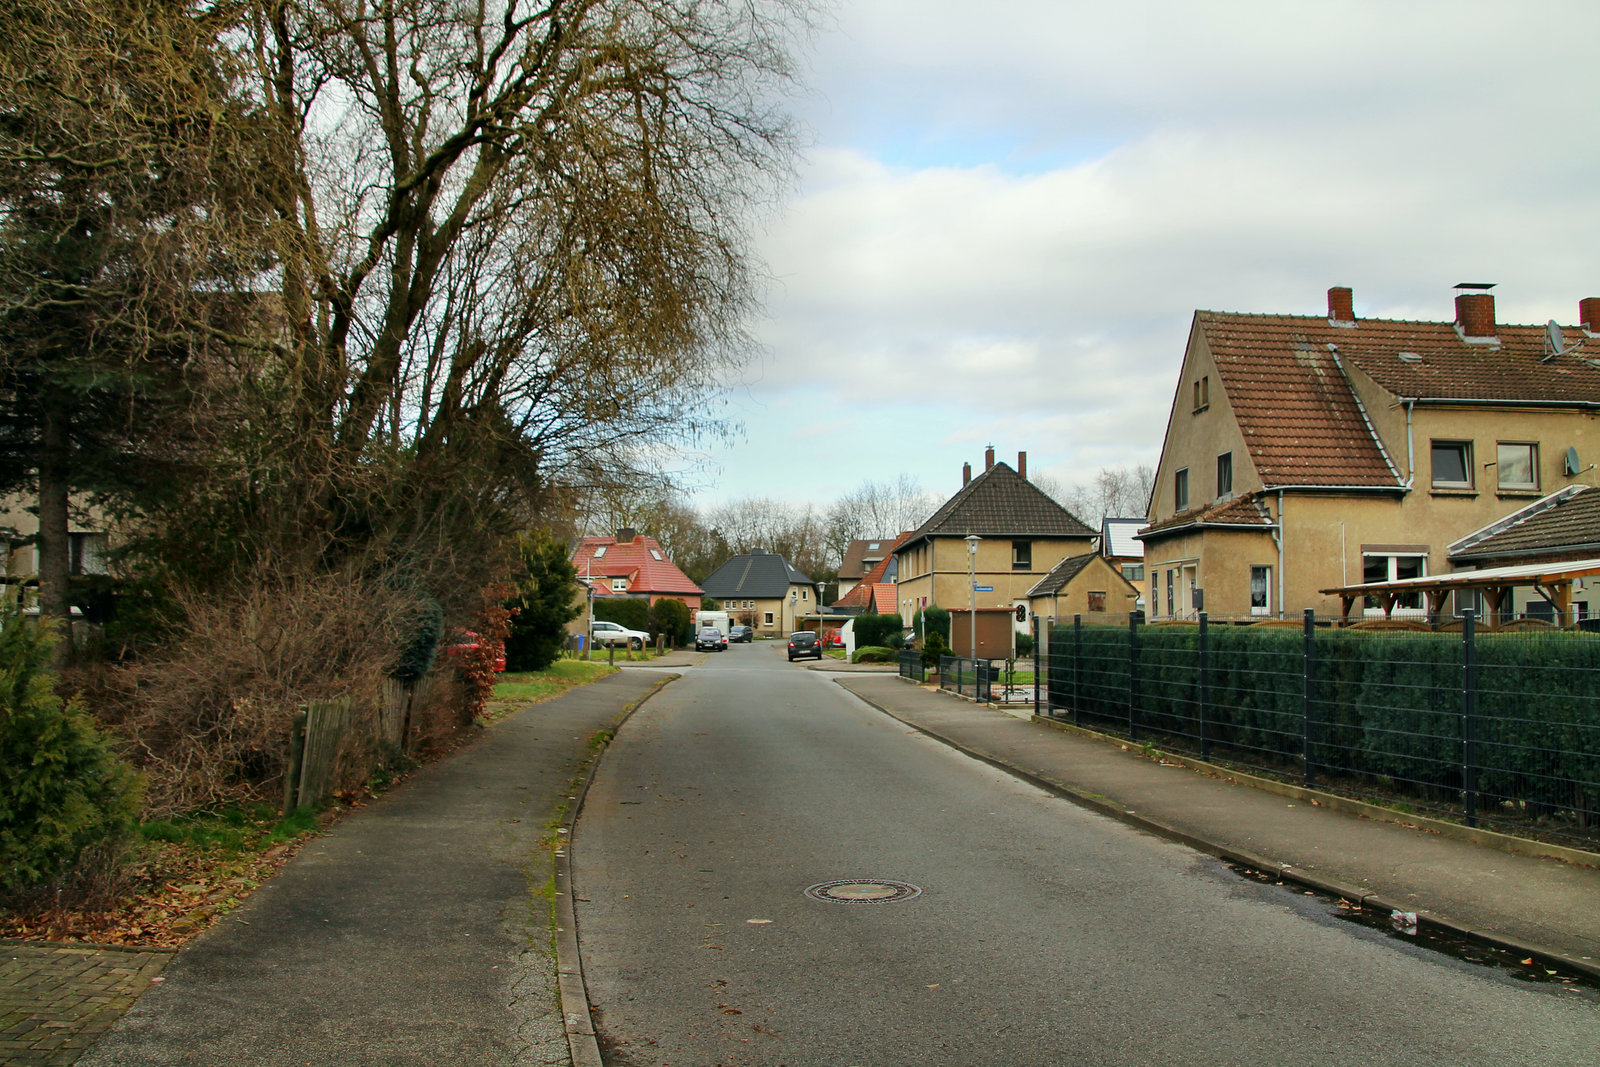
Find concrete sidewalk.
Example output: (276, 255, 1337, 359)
(835, 674, 1600, 982)
(73, 670, 671, 1067)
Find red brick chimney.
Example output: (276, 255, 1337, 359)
(1017, 451, 1028, 480)
(1328, 286, 1354, 324)
(1580, 297, 1600, 334)
(963, 462, 972, 486)
(984, 446, 995, 472)
(1454, 284, 1497, 339)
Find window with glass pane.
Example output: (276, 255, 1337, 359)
(1496, 442, 1537, 490)
(1250, 566, 1270, 615)
(1174, 468, 1189, 511)
(1216, 452, 1232, 496)
(1431, 440, 1472, 489)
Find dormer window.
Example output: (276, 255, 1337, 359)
(611, 577, 628, 591)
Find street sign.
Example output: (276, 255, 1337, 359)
(974, 585, 994, 592)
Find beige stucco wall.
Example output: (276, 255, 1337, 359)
(1148, 331, 1261, 526)
(896, 534, 1097, 618)
(1028, 554, 1141, 621)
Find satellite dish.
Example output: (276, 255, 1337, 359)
(1544, 319, 1580, 361)
(1565, 446, 1582, 476)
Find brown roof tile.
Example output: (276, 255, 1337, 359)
(1139, 494, 1274, 539)
(906, 462, 1095, 545)
(1450, 486, 1600, 562)
(1198, 308, 1600, 491)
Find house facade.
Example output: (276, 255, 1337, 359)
(571, 529, 703, 611)
(1101, 517, 1147, 608)
(699, 551, 819, 637)
(1141, 285, 1600, 620)
(894, 448, 1097, 656)
(1026, 552, 1141, 622)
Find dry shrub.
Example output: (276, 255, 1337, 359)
(102, 566, 413, 814)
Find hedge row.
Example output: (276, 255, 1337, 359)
(1048, 622, 1600, 817)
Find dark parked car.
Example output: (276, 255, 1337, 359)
(728, 624, 753, 643)
(696, 628, 728, 652)
(787, 630, 822, 661)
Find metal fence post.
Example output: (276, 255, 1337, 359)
(1032, 614, 1042, 717)
(1198, 611, 1211, 759)
(1463, 609, 1478, 828)
(1128, 611, 1141, 742)
(1072, 614, 1082, 726)
(1302, 608, 1316, 788)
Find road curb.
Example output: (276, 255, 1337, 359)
(838, 679, 1600, 985)
(554, 673, 679, 1067)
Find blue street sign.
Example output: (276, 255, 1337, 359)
(974, 585, 994, 592)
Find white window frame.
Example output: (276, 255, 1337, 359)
(1174, 468, 1189, 511)
(1250, 565, 1271, 617)
(611, 577, 628, 592)
(1362, 552, 1428, 615)
(1430, 440, 1474, 490)
(1496, 442, 1538, 491)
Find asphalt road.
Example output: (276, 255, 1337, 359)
(575, 643, 1598, 1067)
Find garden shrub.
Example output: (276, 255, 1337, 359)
(853, 613, 903, 650)
(504, 533, 581, 671)
(1, 616, 142, 896)
(649, 598, 692, 647)
(921, 631, 948, 668)
(391, 594, 444, 682)
(593, 597, 650, 633)
(914, 605, 951, 644)
(852, 646, 895, 664)
(1015, 633, 1034, 659)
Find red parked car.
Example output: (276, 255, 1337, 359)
(448, 629, 507, 672)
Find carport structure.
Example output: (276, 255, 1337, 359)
(1321, 557, 1600, 628)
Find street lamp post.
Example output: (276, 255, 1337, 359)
(965, 534, 981, 660)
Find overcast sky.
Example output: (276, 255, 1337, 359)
(679, 0, 1600, 515)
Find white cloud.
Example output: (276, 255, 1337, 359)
(689, 0, 1600, 511)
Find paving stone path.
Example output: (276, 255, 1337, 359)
(1, 941, 172, 1067)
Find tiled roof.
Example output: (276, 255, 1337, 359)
(905, 462, 1095, 546)
(1139, 495, 1274, 540)
(700, 552, 815, 600)
(1026, 553, 1097, 597)
(1198, 309, 1600, 490)
(839, 538, 896, 580)
(834, 534, 914, 611)
(1101, 517, 1145, 559)
(1450, 485, 1600, 562)
(572, 535, 702, 596)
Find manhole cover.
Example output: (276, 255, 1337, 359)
(804, 879, 922, 904)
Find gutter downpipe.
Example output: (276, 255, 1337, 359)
(1276, 491, 1285, 619)
(1405, 400, 1415, 489)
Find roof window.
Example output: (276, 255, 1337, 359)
(593, 545, 607, 557)
(650, 549, 663, 561)
(1397, 351, 1422, 364)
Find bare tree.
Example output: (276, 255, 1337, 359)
(1045, 464, 1155, 529)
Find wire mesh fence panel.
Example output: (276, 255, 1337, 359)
(1040, 613, 1600, 849)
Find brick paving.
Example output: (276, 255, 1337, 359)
(1, 941, 171, 1067)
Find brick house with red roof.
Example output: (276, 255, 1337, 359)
(572, 529, 703, 611)
(1142, 285, 1600, 620)
(832, 532, 913, 616)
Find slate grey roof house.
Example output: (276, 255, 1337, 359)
(699, 551, 820, 637)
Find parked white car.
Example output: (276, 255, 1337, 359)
(591, 620, 650, 649)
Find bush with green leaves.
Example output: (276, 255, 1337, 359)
(913, 605, 950, 643)
(391, 593, 444, 681)
(1, 616, 142, 895)
(505, 533, 581, 671)
(853, 613, 904, 650)
(649, 598, 692, 647)
(594, 597, 651, 633)
(921, 630, 948, 668)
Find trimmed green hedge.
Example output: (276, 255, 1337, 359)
(1048, 621, 1600, 818)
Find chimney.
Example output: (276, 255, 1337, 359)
(616, 528, 636, 544)
(1454, 283, 1497, 339)
(1017, 451, 1028, 480)
(1580, 297, 1600, 334)
(963, 462, 972, 486)
(1328, 286, 1354, 325)
(984, 445, 995, 472)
